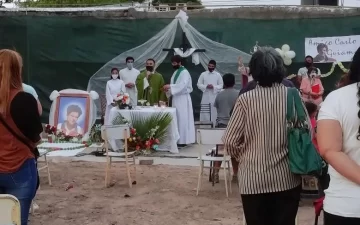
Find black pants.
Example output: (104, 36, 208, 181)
(324, 212, 360, 225)
(241, 185, 301, 225)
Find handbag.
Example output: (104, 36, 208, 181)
(286, 88, 323, 175)
(0, 115, 40, 158)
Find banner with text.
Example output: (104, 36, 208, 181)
(305, 35, 360, 63)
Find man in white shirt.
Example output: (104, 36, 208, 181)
(120, 56, 140, 106)
(297, 55, 321, 78)
(23, 83, 42, 115)
(197, 60, 223, 124)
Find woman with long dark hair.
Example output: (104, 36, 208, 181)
(317, 47, 360, 225)
(222, 47, 301, 225)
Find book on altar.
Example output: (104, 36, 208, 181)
(311, 84, 320, 93)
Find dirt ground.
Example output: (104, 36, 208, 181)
(31, 162, 323, 225)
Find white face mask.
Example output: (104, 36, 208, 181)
(112, 74, 118, 79)
(127, 63, 133, 70)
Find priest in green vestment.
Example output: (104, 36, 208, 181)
(136, 58, 167, 105)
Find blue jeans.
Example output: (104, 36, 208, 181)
(0, 158, 38, 225)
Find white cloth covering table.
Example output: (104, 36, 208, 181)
(108, 106, 180, 153)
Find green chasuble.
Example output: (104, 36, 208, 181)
(136, 71, 167, 105)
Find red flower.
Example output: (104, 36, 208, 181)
(46, 124, 51, 129)
(154, 139, 160, 144)
(136, 145, 140, 150)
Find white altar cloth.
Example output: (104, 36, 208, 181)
(108, 107, 180, 153)
(37, 142, 86, 157)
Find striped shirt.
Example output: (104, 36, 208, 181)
(222, 83, 301, 194)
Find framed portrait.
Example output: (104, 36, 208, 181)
(54, 93, 91, 137)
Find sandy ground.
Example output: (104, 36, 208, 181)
(31, 162, 323, 225)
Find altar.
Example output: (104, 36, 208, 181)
(108, 107, 180, 153)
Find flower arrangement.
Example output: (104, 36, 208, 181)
(57, 131, 83, 142)
(45, 124, 57, 135)
(114, 93, 132, 109)
(112, 112, 172, 155)
(127, 127, 160, 154)
(44, 124, 83, 143)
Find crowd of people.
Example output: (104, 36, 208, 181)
(0, 45, 360, 225)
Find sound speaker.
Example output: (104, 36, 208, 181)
(318, 0, 338, 5)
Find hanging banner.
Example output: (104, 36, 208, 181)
(304, 35, 360, 63)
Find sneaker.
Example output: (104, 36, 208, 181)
(232, 175, 238, 183)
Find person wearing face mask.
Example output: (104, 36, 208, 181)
(297, 55, 321, 79)
(105, 68, 126, 125)
(300, 67, 324, 105)
(163, 55, 195, 147)
(119, 56, 140, 106)
(136, 58, 167, 105)
(197, 60, 223, 124)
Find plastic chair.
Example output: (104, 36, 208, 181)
(101, 124, 136, 188)
(0, 194, 21, 225)
(196, 128, 231, 197)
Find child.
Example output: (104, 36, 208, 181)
(305, 101, 329, 197)
(305, 102, 318, 150)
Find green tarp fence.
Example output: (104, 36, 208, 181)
(0, 16, 358, 122)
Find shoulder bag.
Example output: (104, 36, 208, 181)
(286, 88, 323, 175)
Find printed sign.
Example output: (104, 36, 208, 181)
(305, 35, 360, 63)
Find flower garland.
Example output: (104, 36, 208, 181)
(39, 139, 92, 151)
(321, 62, 349, 78)
(38, 144, 86, 151)
(41, 139, 83, 144)
(286, 62, 349, 80)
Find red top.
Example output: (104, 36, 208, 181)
(310, 117, 319, 151)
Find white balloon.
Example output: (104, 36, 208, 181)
(275, 48, 284, 57)
(281, 44, 290, 52)
(285, 50, 296, 59)
(283, 57, 292, 66)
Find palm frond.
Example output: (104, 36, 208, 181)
(130, 112, 172, 142)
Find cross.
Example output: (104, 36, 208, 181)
(163, 31, 206, 54)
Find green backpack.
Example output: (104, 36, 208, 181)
(286, 88, 323, 175)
